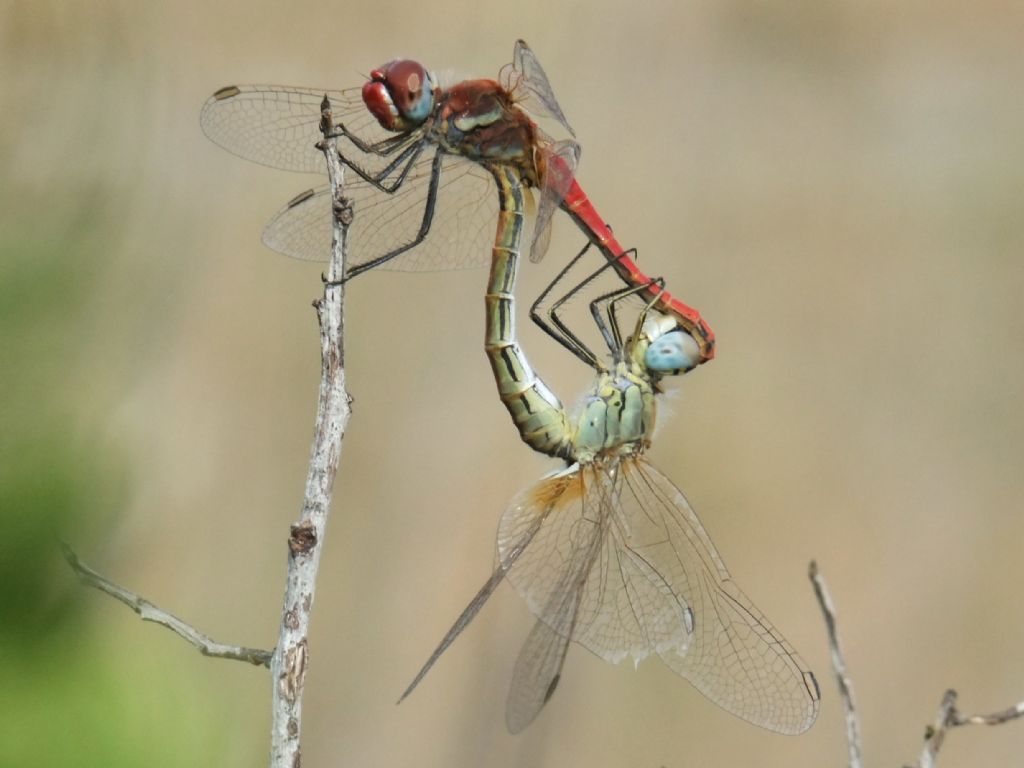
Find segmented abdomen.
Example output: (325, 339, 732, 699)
(484, 166, 573, 460)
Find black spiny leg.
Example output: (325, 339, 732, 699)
(530, 241, 602, 368)
(588, 272, 664, 357)
(333, 149, 446, 283)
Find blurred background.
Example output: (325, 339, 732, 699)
(3, 0, 1023, 765)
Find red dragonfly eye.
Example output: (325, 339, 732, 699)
(363, 59, 434, 131)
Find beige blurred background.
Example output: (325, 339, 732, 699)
(3, 0, 1023, 765)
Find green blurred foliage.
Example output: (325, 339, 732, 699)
(1, 4, 259, 764)
(0, 197, 125, 638)
(0, 152, 245, 768)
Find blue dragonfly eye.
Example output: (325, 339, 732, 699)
(645, 330, 699, 374)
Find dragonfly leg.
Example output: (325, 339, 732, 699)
(534, 242, 646, 368)
(529, 237, 664, 360)
(328, 149, 445, 284)
(548, 265, 610, 364)
(615, 275, 667, 355)
(530, 241, 601, 368)
(587, 265, 663, 354)
(327, 122, 425, 156)
(334, 138, 426, 194)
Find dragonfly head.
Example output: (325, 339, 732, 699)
(632, 314, 701, 377)
(363, 59, 438, 132)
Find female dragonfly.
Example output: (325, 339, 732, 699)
(200, 40, 715, 364)
(395, 156, 819, 733)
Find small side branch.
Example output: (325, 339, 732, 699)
(62, 542, 271, 666)
(808, 560, 863, 768)
(811, 561, 1024, 767)
(905, 690, 1024, 768)
(954, 698, 1024, 726)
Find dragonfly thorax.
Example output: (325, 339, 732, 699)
(571, 363, 656, 462)
(569, 314, 703, 461)
(435, 80, 543, 187)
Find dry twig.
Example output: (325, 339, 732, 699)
(809, 560, 863, 768)
(905, 689, 1024, 768)
(811, 561, 1024, 768)
(267, 94, 352, 768)
(62, 542, 272, 666)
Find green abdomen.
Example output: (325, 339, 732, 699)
(485, 166, 573, 460)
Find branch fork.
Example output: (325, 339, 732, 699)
(809, 560, 1024, 768)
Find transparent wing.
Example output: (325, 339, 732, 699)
(505, 607, 574, 733)
(501, 40, 576, 138)
(530, 139, 580, 263)
(498, 462, 696, 670)
(503, 459, 684, 733)
(397, 466, 578, 709)
(262, 153, 498, 270)
(398, 567, 508, 707)
(619, 458, 821, 734)
(499, 467, 590, 732)
(199, 83, 397, 174)
(498, 458, 820, 735)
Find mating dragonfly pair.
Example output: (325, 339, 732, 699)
(201, 40, 819, 735)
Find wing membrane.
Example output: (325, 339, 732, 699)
(199, 83, 396, 174)
(502, 40, 576, 138)
(397, 467, 577, 707)
(505, 610, 574, 733)
(498, 457, 819, 735)
(262, 153, 498, 270)
(530, 139, 580, 263)
(498, 462, 695, 668)
(619, 459, 821, 734)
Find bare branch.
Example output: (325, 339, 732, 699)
(62, 542, 272, 666)
(811, 561, 1024, 768)
(905, 689, 1024, 768)
(268, 93, 353, 768)
(954, 698, 1024, 727)
(908, 689, 958, 768)
(808, 560, 863, 768)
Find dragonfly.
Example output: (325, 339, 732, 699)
(199, 40, 715, 367)
(397, 161, 821, 734)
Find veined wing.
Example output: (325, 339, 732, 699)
(501, 40, 576, 139)
(262, 152, 498, 271)
(505, 599, 576, 733)
(530, 138, 580, 263)
(498, 461, 697, 673)
(619, 458, 821, 734)
(199, 83, 396, 174)
(503, 466, 599, 732)
(498, 457, 820, 734)
(397, 466, 579, 709)
(503, 460, 682, 733)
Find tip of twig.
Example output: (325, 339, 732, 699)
(808, 559, 819, 578)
